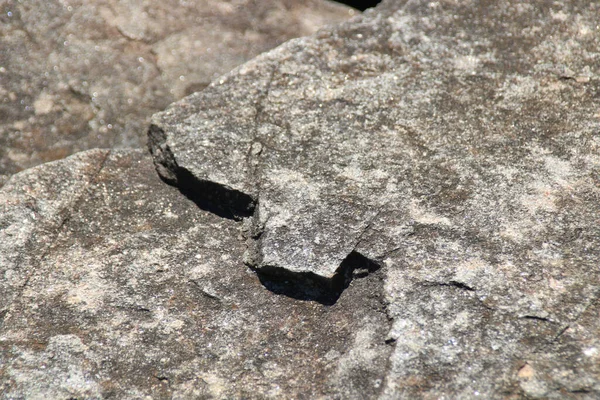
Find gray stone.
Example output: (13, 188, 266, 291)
(2, 0, 600, 397)
(0, 150, 391, 398)
(150, 0, 600, 397)
(0, 0, 355, 185)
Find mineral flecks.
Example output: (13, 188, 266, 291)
(0, 150, 391, 398)
(1, 0, 599, 397)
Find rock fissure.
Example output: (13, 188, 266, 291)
(521, 315, 554, 323)
(422, 280, 476, 292)
(149, 128, 385, 302)
(167, 165, 256, 220)
(333, 0, 382, 11)
(148, 125, 256, 220)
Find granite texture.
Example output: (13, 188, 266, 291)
(0, 150, 391, 398)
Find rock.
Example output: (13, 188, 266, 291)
(0, 0, 356, 185)
(149, 0, 600, 397)
(0, 150, 391, 398)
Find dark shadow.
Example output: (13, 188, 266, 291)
(255, 251, 381, 306)
(173, 167, 256, 221)
(333, 0, 382, 11)
(148, 124, 256, 221)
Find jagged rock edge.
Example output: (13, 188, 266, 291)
(148, 124, 256, 220)
(149, 124, 385, 303)
(250, 251, 382, 305)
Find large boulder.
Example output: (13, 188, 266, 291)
(1, 0, 599, 397)
(149, 0, 600, 397)
(0, 0, 355, 186)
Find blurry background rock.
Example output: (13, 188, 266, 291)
(0, 0, 356, 187)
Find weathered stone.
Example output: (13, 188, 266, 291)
(0, 0, 355, 185)
(0, 150, 391, 398)
(150, 0, 600, 397)
(2, 0, 599, 397)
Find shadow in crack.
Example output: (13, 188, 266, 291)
(148, 125, 256, 221)
(333, 0, 382, 11)
(255, 251, 381, 306)
(172, 167, 255, 221)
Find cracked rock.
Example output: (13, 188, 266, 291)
(150, 0, 600, 397)
(0, 0, 355, 186)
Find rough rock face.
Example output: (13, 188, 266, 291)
(1, 0, 599, 398)
(0, 0, 355, 186)
(149, 0, 600, 397)
(0, 150, 391, 398)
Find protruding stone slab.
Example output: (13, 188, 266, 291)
(151, 0, 600, 279)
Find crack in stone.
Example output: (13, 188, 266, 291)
(149, 118, 386, 302)
(422, 280, 476, 292)
(520, 315, 555, 323)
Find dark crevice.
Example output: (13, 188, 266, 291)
(521, 315, 554, 323)
(333, 0, 382, 11)
(154, 375, 170, 387)
(569, 388, 592, 394)
(423, 280, 475, 292)
(254, 251, 381, 306)
(448, 280, 475, 291)
(148, 125, 256, 221)
(549, 325, 570, 345)
(172, 167, 255, 221)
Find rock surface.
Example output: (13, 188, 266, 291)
(0, 150, 391, 398)
(149, 0, 600, 397)
(0, 0, 355, 186)
(1, 0, 599, 398)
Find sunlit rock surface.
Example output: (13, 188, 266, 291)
(1, 0, 599, 397)
(0, 149, 391, 398)
(150, 0, 600, 397)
